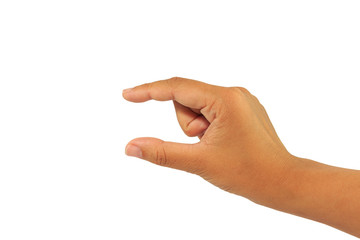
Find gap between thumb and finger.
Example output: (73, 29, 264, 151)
(125, 137, 205, 174)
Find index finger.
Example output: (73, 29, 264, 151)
(122, 77, 218, 110)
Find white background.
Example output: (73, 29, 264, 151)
(0, 0, 359, 239)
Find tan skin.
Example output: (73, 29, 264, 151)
(123, 77, 360, 238)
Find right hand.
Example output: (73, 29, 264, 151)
(123, 77, 296, 203)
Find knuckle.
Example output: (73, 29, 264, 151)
(232, 86, 250, 94)
(252, 94, 260, 103)
(223, 87, 245, 101)
(239, 86, 250, 94)
(145, 82, 152, 91)
(227, 86, 242, 95)
(145, 82, 154, 98)
(226, 87, 254, 102)
(168, 76, 182, 84)
(170, 76, 179, 81)
(154, 143, 169, 167)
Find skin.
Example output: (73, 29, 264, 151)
(123, 77, 360, 238)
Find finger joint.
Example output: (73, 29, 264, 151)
(155, 143, 169, 167)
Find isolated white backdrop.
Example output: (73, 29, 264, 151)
(0, 0, 359, 239)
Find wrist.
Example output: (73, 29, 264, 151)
(247, 153, 304, 209)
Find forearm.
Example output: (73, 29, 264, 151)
(262, 157, 360, 237)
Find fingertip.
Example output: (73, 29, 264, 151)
(185, 117, 209, 137)
(125, 143, 143, 158)
(122, 87, 151, 103)
(122, 88, 133, 99)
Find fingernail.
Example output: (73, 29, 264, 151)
(125, 144, 143, 158)
(123, 88, 133, 94)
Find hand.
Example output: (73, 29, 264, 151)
(123, 77, 295, 203)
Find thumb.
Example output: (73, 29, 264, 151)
(125, 137, 204, 174)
